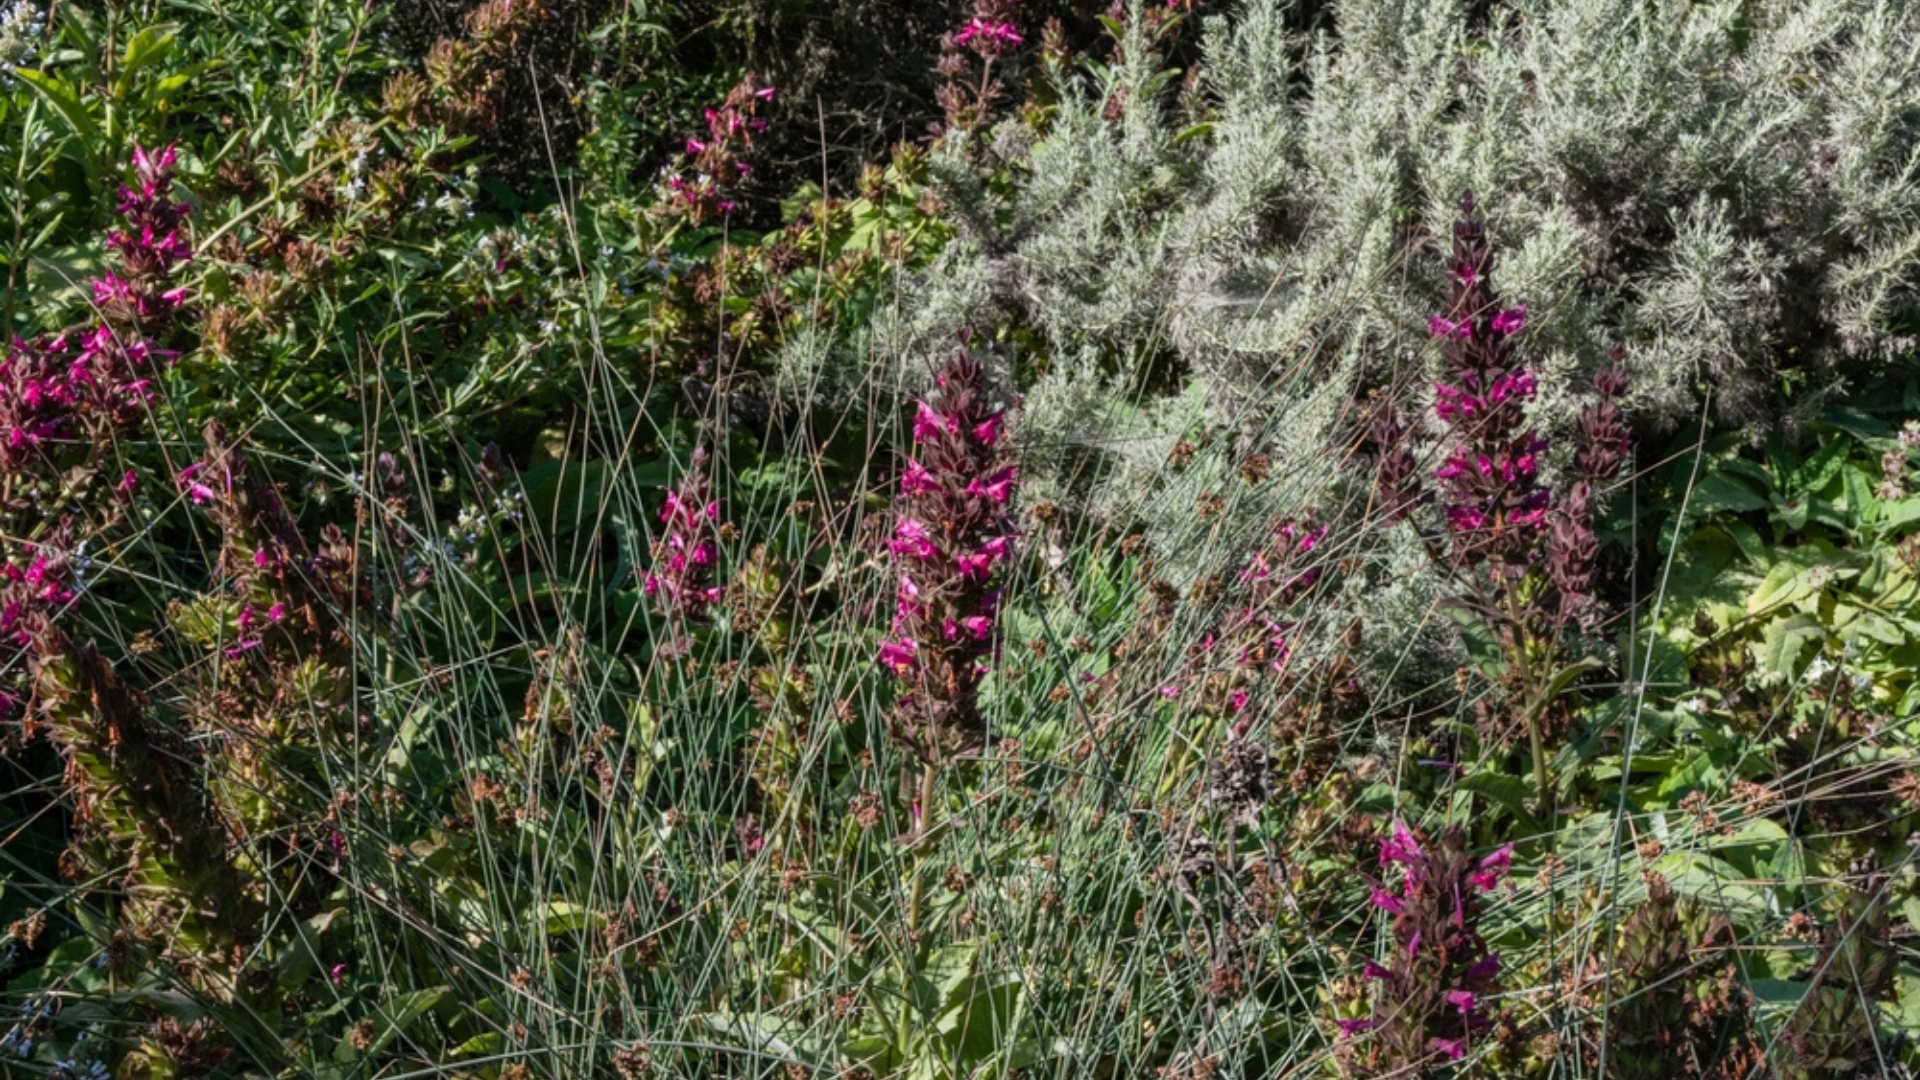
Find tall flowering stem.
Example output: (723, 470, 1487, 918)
(1341, 822, 1509, 1074)
(1428, 193, 1549, 581)
(934, 0, 1024, 136)
(877, 338, 1017, 767)
(1383, 193, 1631, 803)
(645, 447, 727, 640)
(667, 75, 776, 224)
(1549, 359, 1630, 631)
(2, 144, 191, 472)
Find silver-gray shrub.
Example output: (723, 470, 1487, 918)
(880, 0, 1920, 462)
(835, 0, 1920, 696)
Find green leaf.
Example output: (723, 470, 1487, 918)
(15, 70, 101, 180)
(1755, 613, 1825, 681)
(1444, 603, 1508, 679)
(451, 1032, 505, 1059)
(1688, 469, 1770, 515)
(1788, 437, 1849, 496)
(1458, 770, 1541, 832)
(115, 24, 178, 100)
(916, 942, 977, 1017)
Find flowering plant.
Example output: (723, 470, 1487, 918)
(1341, 821, 1509, 1073)
(934, 0, 1025, 135)
(645, 446, 727, 633)
(2, 144, 191, 471)
(877, 336, 1017, 765)
(667, 76, 776, 224)
(1371, 193, 1631, 798)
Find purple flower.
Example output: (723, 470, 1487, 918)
(1336, 1018, 1375, 1038)
(1428, 1037, 1467, 1061)
(645, 448, 727, 625)
(879, 338, 1017, 763)
(913, 400, 954, 442)
(1379, 820, 1424, 867)
(877, 638, 918, 674)
(1463, 951, 1500, 982)
(1491, 305, 1526, 335)
(1470, 844, 1513, 893)
(901, 458, 940, 494)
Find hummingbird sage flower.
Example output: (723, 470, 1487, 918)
(877, 337, 1017, 764)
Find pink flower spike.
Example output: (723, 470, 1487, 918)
(1361, 960, 1396, 982)
(1491, 305, 1527, 335)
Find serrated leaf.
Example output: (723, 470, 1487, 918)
(1755, 613, 1825, 680)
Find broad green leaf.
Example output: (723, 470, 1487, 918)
(1754, 613, 1825, 680)
(1688, 470, 1769, 515)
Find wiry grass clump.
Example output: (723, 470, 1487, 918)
(0, 1, 1915, 1080)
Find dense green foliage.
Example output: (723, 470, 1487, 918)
(0, 0, 1915, 1078)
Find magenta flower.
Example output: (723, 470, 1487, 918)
(901, 458, 940, 494)
(1346, 821, 1504, 1072)
(666, 75, 775, 223)
(1337, 1018, 1376, 1038)
(643, 448, 727, 627)
(877, 638, 918, 675)
(1491, 305, 1526, 335)
(878, 336, 1017, 764)
(1370, 885, 1407, 914)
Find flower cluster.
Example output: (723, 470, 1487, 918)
(667, 76, 775, 224)
(1212, 518, 1327, 676)
(381, 0, 549, 136)
(1342, 822, 1508, 1072)
(955, 5, 1023, 58)
(934, 0, 1024, 135)
(877, 339, 1017, 764)
(644, 447, 726, 626)
(0, 145, 191, 470)
(1548, 361, 1630, 629)
(1427, 193, 1549, 579)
